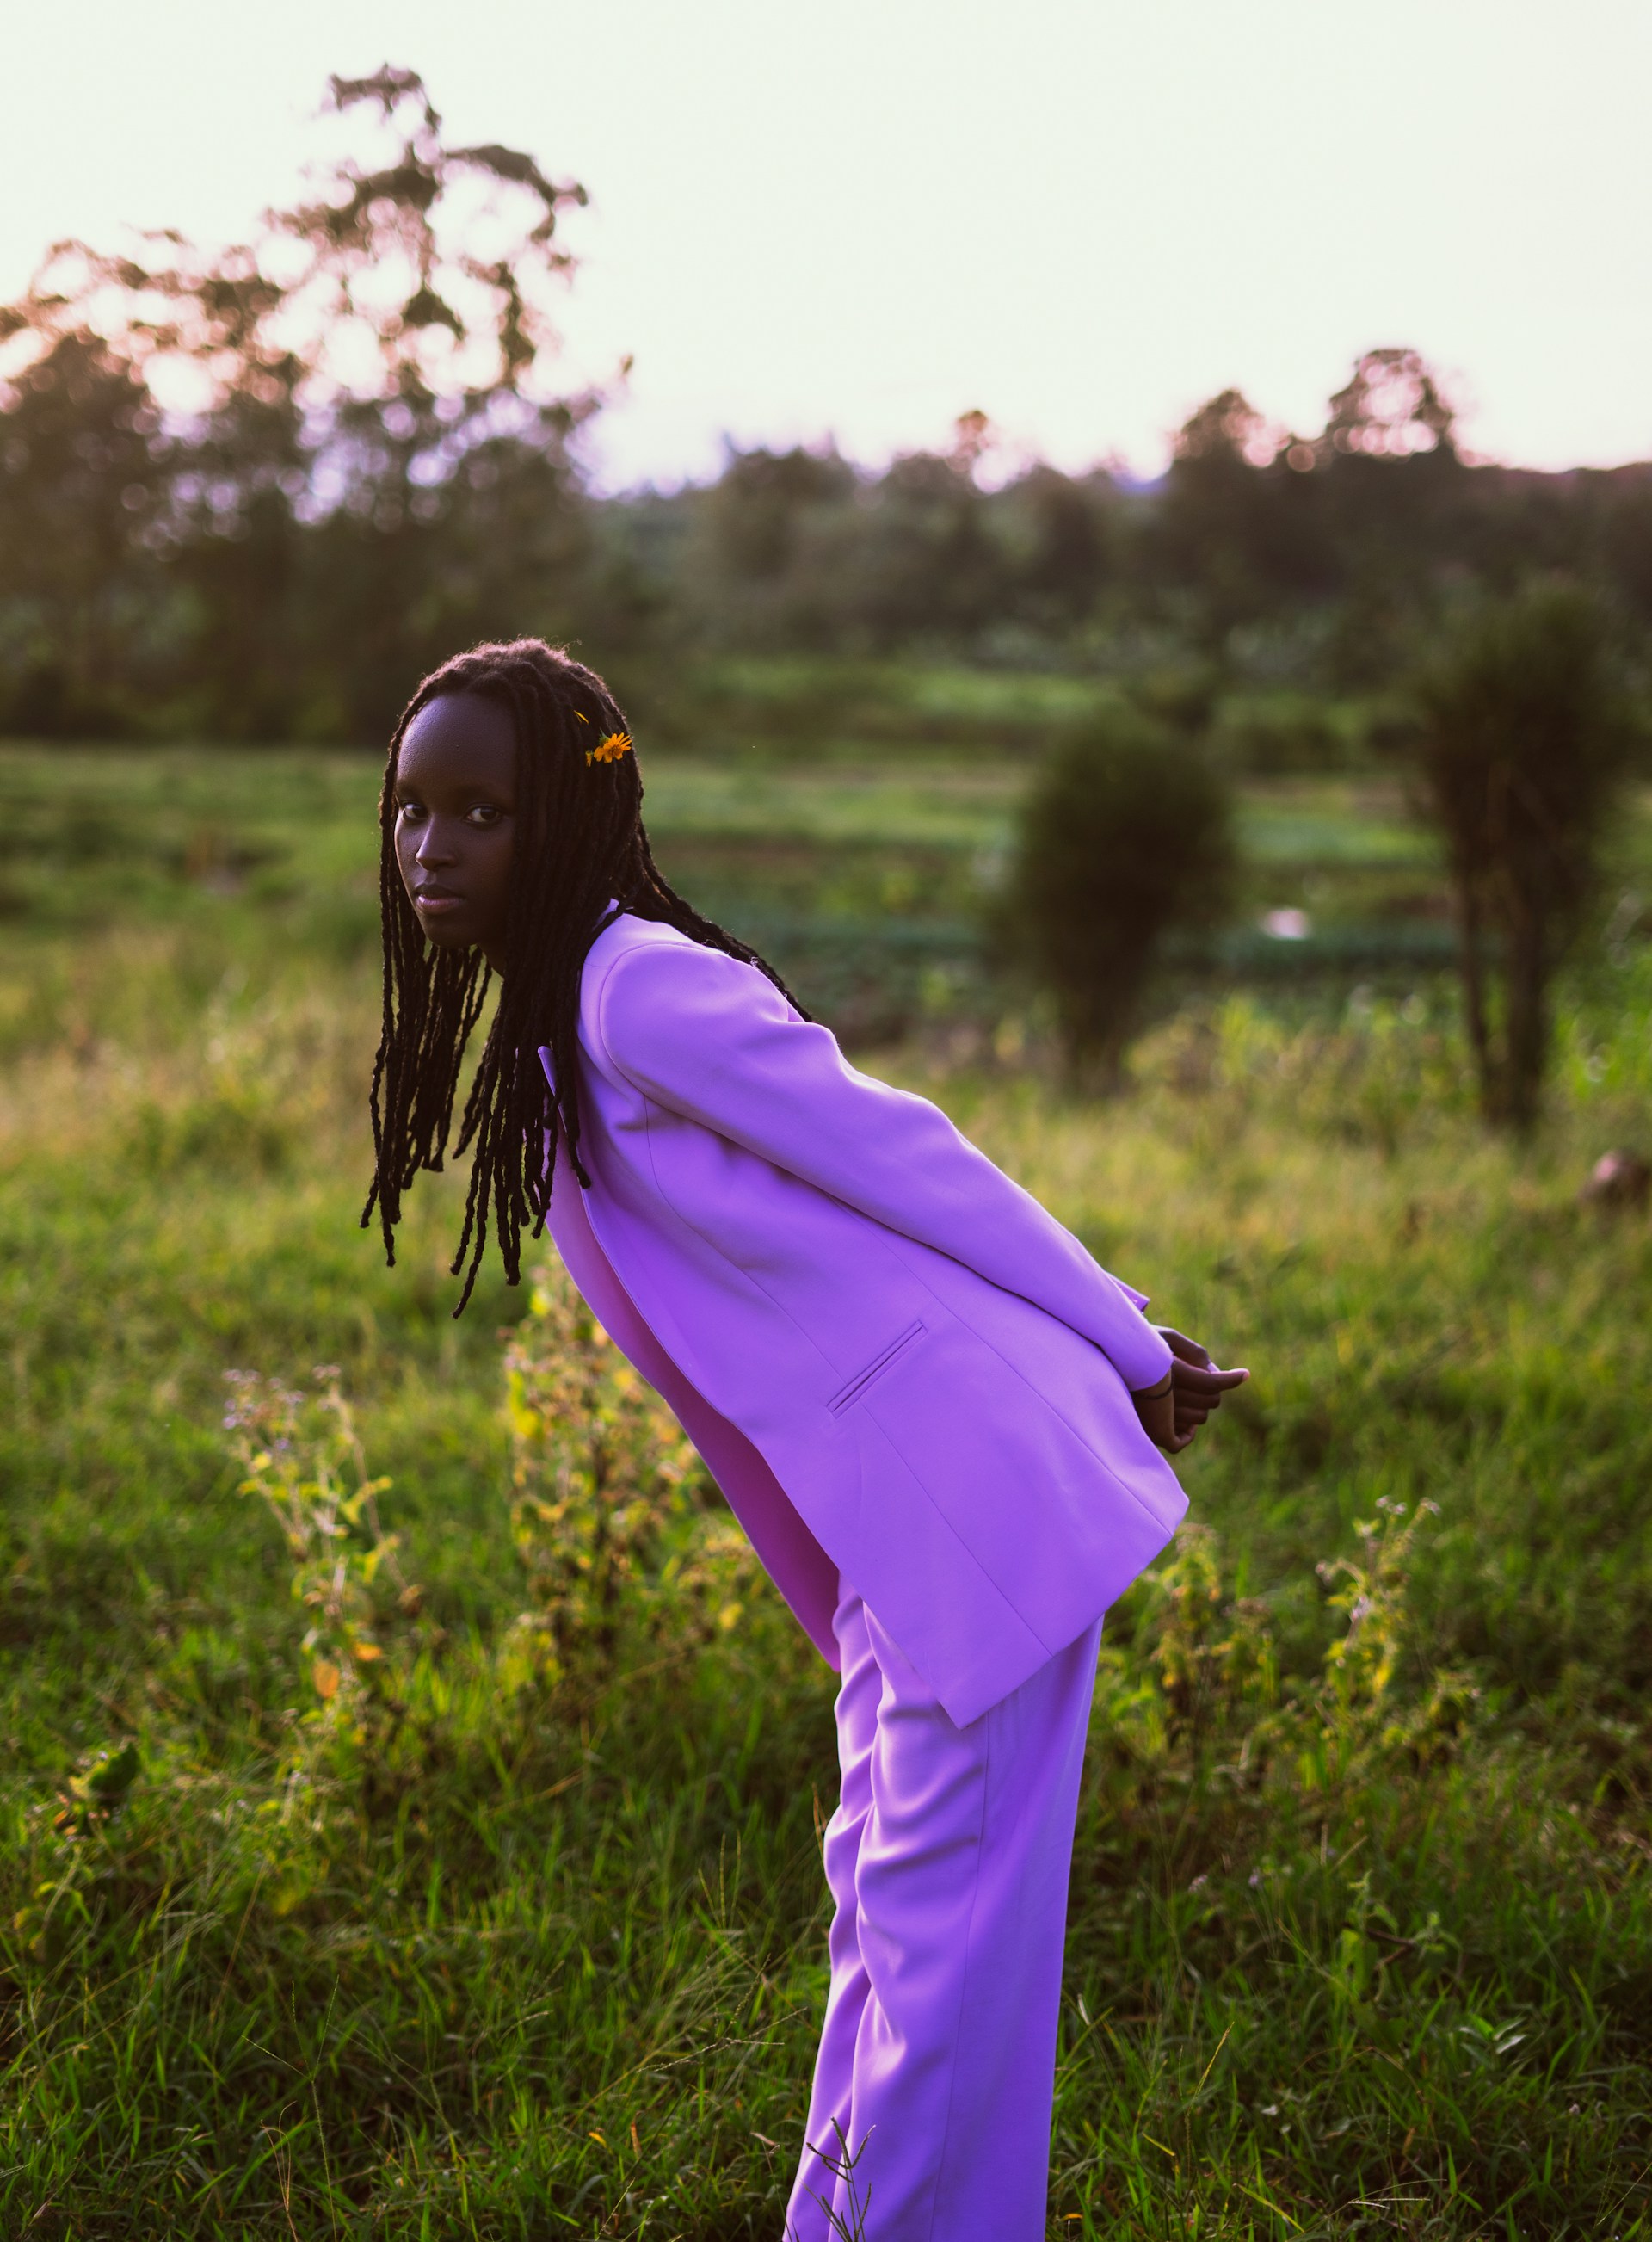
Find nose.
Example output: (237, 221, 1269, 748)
(414, 818, 458, 868)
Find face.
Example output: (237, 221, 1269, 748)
(392, 693, 519, 971)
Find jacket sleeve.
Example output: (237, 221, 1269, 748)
(595, 937, 1174, 1393)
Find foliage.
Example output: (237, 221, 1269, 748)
(1123, 1498, 1478, 1796)
(1322, 346, 1458, 462)
(1, 747, 1651, 2230)
(224, 1364, 420, 1716)
(1210, 693, 1350, 775)
(48, 1742, 142, 1845)
(0, 65, 597, 739)
(1001, 712, 1236, 1077)
(502, 1261, 757, 1682)
(1100, 1498, 1479, 1836)
(1412, 580, 1637, 1128)
(9, 73, 1652, 745)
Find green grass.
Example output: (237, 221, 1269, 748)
(0, 739, 1484, 1057)
(2, 744, 1650, 2235)
(0, 736, 1550, 1058)
(667, 654, 1137, 750)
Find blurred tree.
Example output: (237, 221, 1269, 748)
(1411, 581, 1636, 1130)
(1322, 347, 1457, 461)
(687, 443, 860, 650)
(1000, 466, 1113, 633)
(946, 408, 995, 479)
(1305, 349, 1470, 689)
(0, 330, 167, 732)
(1600, 468, 1652, 622)
(1177, 388, 1273, 468)
(702, 445, 854, 584)
(847, 448, 1002, 650)
(0, 65, 601, 738)
(10, 160, 1652, 745)
(1151, 387, 1333, 643)
(1000, 712, 1236, 1083)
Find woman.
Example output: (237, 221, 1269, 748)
(364, 638, 1246, 2239)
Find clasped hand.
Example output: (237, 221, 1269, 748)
(1131, 1327, 1248, 1454)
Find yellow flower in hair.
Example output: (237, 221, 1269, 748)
(586, 731, 633, 766)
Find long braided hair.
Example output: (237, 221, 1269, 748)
(362, 638, 808, 1313)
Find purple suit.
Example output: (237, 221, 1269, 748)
(540, 910, 1184, 1724)
(538, 911, 1187, 2235)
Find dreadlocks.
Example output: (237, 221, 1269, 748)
(361, 637, 809, 1313)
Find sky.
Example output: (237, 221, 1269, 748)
(6, 0, 1650, 490)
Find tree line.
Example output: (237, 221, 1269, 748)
(3, 67, 1651, 746)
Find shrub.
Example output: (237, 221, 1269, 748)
(224, 1366, 419, 1720)
(1410, 581, 1636, 1129)
(502, 1260, 760, 1682)
(1211, 694, 1347, 774)
(999, 711, 1236, 1079)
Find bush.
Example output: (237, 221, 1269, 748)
(502, 1261, 761, 1682)
(1410, 580, 1636, 1129)
(999, 711, 1236, 1078)
(1211, 694, 1349, 774)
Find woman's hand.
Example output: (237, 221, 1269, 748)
(1131, 1327, 1248, 1454)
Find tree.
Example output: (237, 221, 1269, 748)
(1002, 465, 1113, 633)
(1307, 349, 1469, 688)
(1411, 581, 1635, 1129)
(0, 65, 602, 738)
(1322, 347, 1456, 460)
(844, 447, 1003, 651)
(685, 442, 860, 649)
(0, 330, 164, 732)
(1152, 387, 1333, 638)
(1000, 713, 1236, 1082)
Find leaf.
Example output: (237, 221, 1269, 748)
(84, 1740, 140, 1803)
(55, 1740, 143, 1833)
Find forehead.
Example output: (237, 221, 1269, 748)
(397, 693, 517, 788)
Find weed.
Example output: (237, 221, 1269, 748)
(1, 746, 1649, 2234)
(501, 1262, 755, 1684)
(224, 1364, 417, 1720)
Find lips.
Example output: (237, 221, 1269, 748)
(413, 885, 467, 914)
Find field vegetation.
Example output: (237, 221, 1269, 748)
(2, 739, 1651, 2235)
(6, 52, 1652, 2240)
(6, 66, 1651, 756)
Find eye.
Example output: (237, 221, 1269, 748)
(396, 800, 425, 825)
(466, 804, 505, 827)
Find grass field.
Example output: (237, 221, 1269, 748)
(0, 735, 1462, 1053)
(3, 741, 1651, 2236)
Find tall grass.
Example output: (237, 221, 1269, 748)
(1, 751, 1650, 2234)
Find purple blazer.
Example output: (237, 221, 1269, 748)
(539, 911, 1185, 1727)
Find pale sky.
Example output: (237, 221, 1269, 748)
(5, 0, 1650, 489)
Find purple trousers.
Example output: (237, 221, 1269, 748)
(786, 1580, 1101, 2241)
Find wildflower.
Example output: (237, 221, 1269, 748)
(586, 731, 632, 766)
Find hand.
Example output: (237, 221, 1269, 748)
(1131, 1327, 1248, 1454)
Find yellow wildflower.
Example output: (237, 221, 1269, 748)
(586, 731, 633, 766)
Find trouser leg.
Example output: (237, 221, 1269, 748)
(788, 1581, 881, 2236)
(786, 1584, 1102, 2242)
